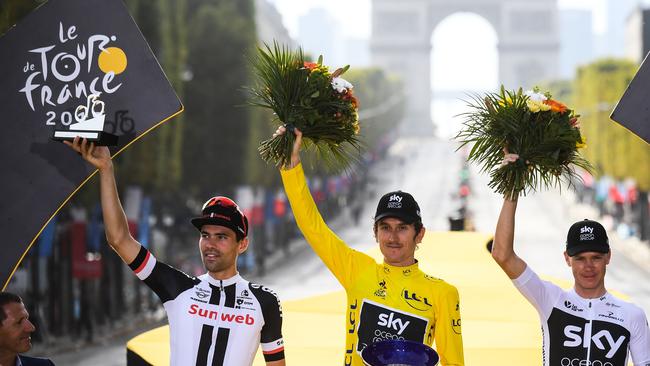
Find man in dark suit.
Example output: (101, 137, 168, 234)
(0, 292, 54, 366)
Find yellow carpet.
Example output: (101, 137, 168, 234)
(127, 231, 576, 365)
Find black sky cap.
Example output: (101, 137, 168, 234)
(610, 52, 650, 144)
(566, 219, 610, 256)
(374, 190, 421, 224)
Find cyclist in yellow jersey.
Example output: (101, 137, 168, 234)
(275, 126, 464, 366)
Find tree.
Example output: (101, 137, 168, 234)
(573, 58, 650, 240)
(345, 67, 405, 153)
(182, 0, 257, 198)
(574, 59, 649, 189)
(119, 0, 187, 193)
(0, 0, 41, 35)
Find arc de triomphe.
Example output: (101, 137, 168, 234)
(370, 0, 560, 135)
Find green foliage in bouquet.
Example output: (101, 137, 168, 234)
(455, 86, 593, 200)
(248, 42, 361, 170)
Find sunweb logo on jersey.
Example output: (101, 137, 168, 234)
(563, 325, 626, 358)
(188, 304, 256, 325)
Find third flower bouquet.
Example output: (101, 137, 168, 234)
(248, 42, 361, 170)
(455, 86, 592, 200)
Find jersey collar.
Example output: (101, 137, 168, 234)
(570, 288, 610, 303)
(203, 272, 242, 288)
(382, 260, 420, 277)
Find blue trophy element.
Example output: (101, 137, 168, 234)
(360, 339, 440, 366)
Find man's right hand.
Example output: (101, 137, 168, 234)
(274, 125, 303, 170)
(63, 136, 112, 171)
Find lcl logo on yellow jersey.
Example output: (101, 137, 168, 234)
(402, 289, 432, 311)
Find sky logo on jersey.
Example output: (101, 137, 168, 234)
(357, 300, 428, 354)
(563, 325, 626, 358)
(188, 304, 256, 325)
(377, 312, 410, 335)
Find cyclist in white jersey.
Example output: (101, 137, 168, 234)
(491, 197, 650, 366)
(65, 138, 285, 366)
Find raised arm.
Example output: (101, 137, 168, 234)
(490, 198, 527, 279)
(275, 125, 302, 170)
(64, 137, 141, 264)
(276, 126, 364, 288)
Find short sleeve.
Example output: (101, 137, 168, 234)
(249, 283, 285, 362)
(512, 264, 563, 320)
(128, 246, 198, 303)
(629, 304, 650, 365)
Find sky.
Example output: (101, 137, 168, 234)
(266, 0, 643, 137)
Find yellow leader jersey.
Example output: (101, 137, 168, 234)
(281, 164, 464, 366)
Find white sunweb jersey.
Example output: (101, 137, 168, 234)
(513, 265, 650, 366)
(128, 246, 284, 366)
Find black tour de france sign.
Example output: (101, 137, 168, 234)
(0, 0, 183, 289)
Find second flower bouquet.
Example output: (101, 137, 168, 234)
(248, 42, 361, 170)
(455, 86, 592, 200)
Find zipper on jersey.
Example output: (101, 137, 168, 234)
(217, 279, 225, 328)
(586, 301, 593, 362)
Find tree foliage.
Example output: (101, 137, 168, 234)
(344, 68, 405, 152)
(573, 58, 650, 191)
(0, 0, 42, 35)
(181, 0, 257, 199)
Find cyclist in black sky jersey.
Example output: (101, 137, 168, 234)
(65, 137, 285, 366)
(491, 196, 650, 366)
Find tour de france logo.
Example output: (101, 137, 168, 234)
(18, 21, 128, 142)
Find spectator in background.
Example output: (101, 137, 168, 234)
(0, 292, 55, 366)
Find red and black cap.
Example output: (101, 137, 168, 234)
(191, 196, 248, 240)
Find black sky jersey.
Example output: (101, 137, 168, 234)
(128, 247, 284, 366)
(513, 265, 650, 366)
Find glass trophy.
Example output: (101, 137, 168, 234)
(360, 339, 440, 366)
(52, 93, 118, 146)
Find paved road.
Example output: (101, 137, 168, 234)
(45, 137, 650, 365)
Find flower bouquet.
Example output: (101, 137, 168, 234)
(455, 86, 592, 200)
(248, 42, 361, 170)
